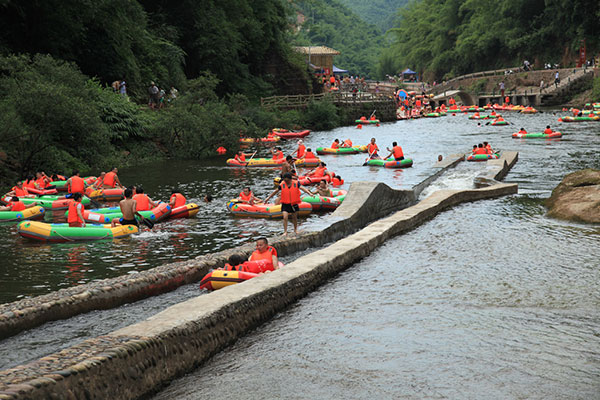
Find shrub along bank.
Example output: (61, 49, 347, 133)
(0, 54, 349, 190)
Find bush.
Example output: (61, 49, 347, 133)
(302, 100, 340, 131)
(592, 76, 600, 102)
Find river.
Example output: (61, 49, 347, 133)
(1, 110, 599, 398)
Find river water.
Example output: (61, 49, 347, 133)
(149, 111, 600, 399)
(1, 110, 599, 398)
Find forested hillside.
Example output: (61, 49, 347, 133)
(383, 0, 600, 81)
(293, 0, 385, 78)
(337, 0, 409, 32)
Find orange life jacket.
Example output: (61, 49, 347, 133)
(225, 259, 273, 273)
(518, 130, 527, 134)
(474, 147, 488, 155)
(273, 151, 284, 160)
(13, 186, 29, 197)
(415, 100, 422, 107)
(234, 154, 246, 162)
(68, 176, 85, 194)
(304, 151, 316, 159)
(250, 246, 277, 266)
(544, 128, 553, 134)
(367, 143, 378, 154)
(332, 177, 344, 186)
(393, 146, 404, 159)
(67, 201, 84, 224)
(297, 145, 306, 158)
(343, 139, 352, 147)
(313, 167, 325, 177)
(10, 201, 25, 211)
(35, 177, 48, 189)
(331, 141, 339, 149)
(280, 181, 301, 205)
(239, 191, 253, 202)
(170, 193, 186, 208)
(133, 194, 151, 211)
(23, 180, 37, 190)
(103, 172, 117, 187)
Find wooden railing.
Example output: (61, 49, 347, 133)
(261, 90, 393, 109)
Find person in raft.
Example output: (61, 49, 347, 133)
(518, 127, 527, 135)
(223, 254, 274, 274)
(473, 143, 488, 155)
(132, 186, 157, 211)
(367, 137, 380, 159)
(306, 161, 328, 178)
(66, 170, 86, 196)
(264, 173, 311, 236)
(0, 196, 37, 211)
(111, 188, 143, 227)
(92, 172, 106, 189)
(295, 140, 306, 159)
(271, 147, 284, 160)
(300, 148, 317, 161)
(331, 139, 340, 149)
(544, 125, 553, 134)
(249, 237, 279, 269)
(234, 151, 251, 163)
(237, 187, 262, 205)
(310, 180, 333, 197)
(67, 193, 86, 227)
(102, 167, 123, 188)
(7, 181, 32, 198)
(483, 141, 494, 154)
(341, 138, 353, 148)
(169, 189, 186, 209)
(281, 155, 297, 178)
(384, 142, 404, 161)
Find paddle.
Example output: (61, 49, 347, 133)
(136, 214, 154, 229)
(243, 151, 258, 168)
(362, 151, 376, 166)
(369, 109, 377, 119)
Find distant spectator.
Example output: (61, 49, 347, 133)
(158, 88, 166, 109)
(119, 80, 127, 98)
(540, 80, 544, 93)
(169, 86, 179, 102)
(554, 71, 560, 87)
(148, 82, 159, 110)
(499, 81, 505, 99)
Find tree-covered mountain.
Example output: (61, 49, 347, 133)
(293, 0, 385, 78)
(382, 0, 600, 81)
(0, 0, 310, 98)
(337, 0, 409, 33)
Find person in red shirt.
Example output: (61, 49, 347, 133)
(237, 187, 261, 205)
(341, 138, 353, 148)
(367, 138, 380, 159)
(264, 173, 311, 235)
(169, 189, 186, 208)
(132, 187, 156, 211)
(66, 171, 86, 195)
(543, 125, 553, 134)
(271, 147, 284, 160)
(0, 196, 37, 211)
(295, 140, 306, 159)
(67, 193, 86, 227)
(384, 141, 404, 160)
(248, 237, 279, 269)
(102, 167, 123, 188)
(7, 181, 30, 197)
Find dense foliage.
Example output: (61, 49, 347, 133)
(293, 0, 386, 78)
(338, 0, 409, 33)
(384, 0, 600, 80)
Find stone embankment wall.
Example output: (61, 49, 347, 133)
(0, 153, 519, 399)
(0, 156, 465, 340)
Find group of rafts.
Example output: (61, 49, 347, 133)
(2, 178, 199, 242)
(201, 123, 414, 290)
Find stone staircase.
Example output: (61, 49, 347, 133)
(539, 68, 595, 106)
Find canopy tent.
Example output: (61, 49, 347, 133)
(332, 65, 348, 74)
(402, 68, 417, 74)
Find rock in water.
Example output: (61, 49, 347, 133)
(546, 169, 600, 223)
